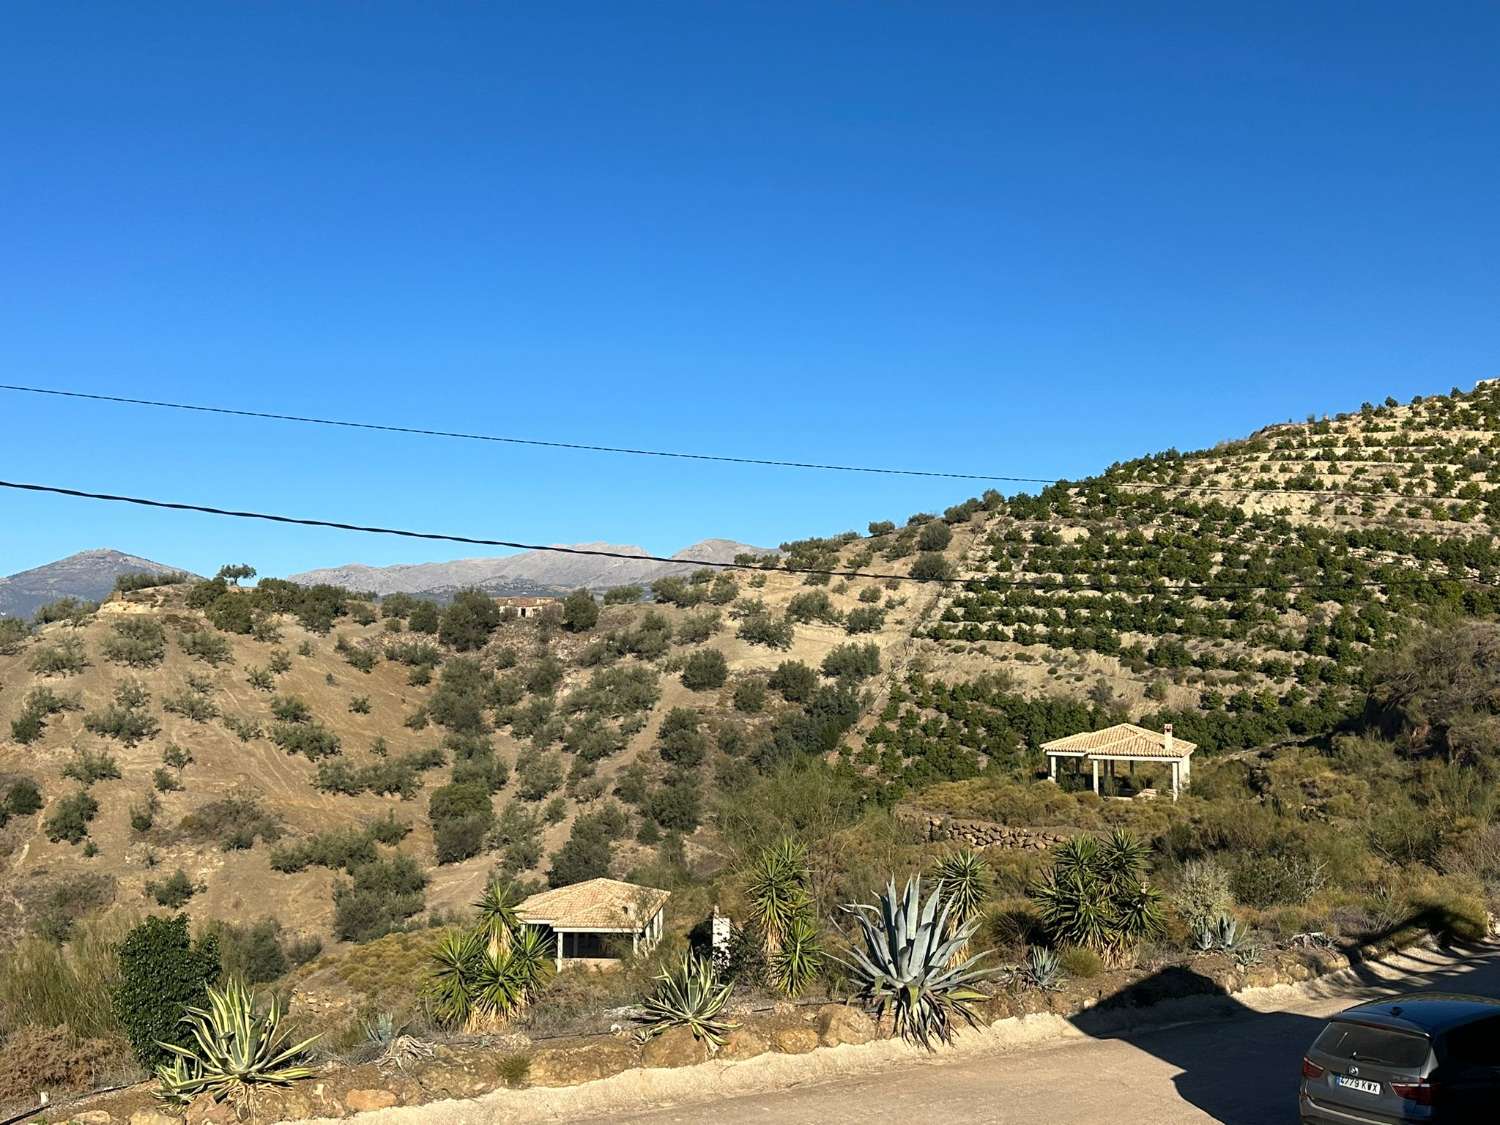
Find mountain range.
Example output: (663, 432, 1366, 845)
(0, 539, 771, 617)
(0, 548, 190, 620)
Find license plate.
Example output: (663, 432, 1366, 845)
(1336, 1076, 1382, 1096)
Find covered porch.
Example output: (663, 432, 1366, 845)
(517, 877, 670, 971)
(1041, 722, 1196, 800)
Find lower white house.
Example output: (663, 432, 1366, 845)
(517, 877, 670, 971)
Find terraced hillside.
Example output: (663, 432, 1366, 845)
(905, 380, 1500, 764)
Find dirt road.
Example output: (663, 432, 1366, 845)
(313, 941, 1500, 1125)
(600, 943, 1500, 1125)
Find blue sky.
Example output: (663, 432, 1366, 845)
(2, 3, 1497, 578)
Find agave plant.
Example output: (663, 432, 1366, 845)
(744, 838, 812, 956)
(768, 914, 825, 998)
(155, 977, 320, 1104)
(841, 877, 996, 1050)
(1190, 919, 1218, 953)
(1214, 914, 1245, 952)
(932, 847, 993, 963)
(1021, 945, 1061, 991)
(637, 953, 737, 1047)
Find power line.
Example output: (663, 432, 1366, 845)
(0, 478, 1481, 596)
(0, 384, 1050, 485)
(3, 383, 1490, 504)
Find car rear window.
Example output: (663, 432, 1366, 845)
(1314, 1022, 1431, 1068)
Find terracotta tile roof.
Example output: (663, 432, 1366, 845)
(494, 596, 558, 607)
(517, 878, 670, 930)
(1041, 722, 1196, 760)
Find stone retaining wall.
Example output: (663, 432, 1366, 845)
(905, 810, 1071, 851)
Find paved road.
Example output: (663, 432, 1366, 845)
(602, 944, 1500, 1125)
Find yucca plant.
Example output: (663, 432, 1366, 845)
(424, 885, 555, 1032)
(155, 978, 320, 1104)
(637, 953, 737, 1048)
(932, 846, 993, 963)
(768, 914, 825, 998)
(1030, 831, 1165, 960)
(841, 877, 996, 1050)
(744, 837, 812, 957)
(1021, 945, 1061, 991)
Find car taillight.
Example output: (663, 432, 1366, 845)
(1301, 1057, 1326, 1079)
(1391, 1080, 1436, 1106)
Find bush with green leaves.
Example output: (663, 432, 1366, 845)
(438, 588, 502, 651)
(62, 747, 121, 785)
(909, 552, 955, 582)
(786, 591, 840, 625)
(269, 720, 341, 761)
(821, 642, 881, 682)
(32, 596, 96, 626)
(842, 877, 994, 1049)
(0, 616, 31, 654)
(1030, 830, 1165, 958)
(4, 777, 43, 816)
(113, 913, 222, 1070)
(332, 854, 428, 943)
(636, 954, 736, 1047)
(768, 661, 818, 703)
(30, 633, 90, 675)
(429, 781, 496, 864)
(736, 608, 794, 649)
(680, 648, 729, 691)
(11, 685, 81, 744)
(603, 584, 644, 605)
(177, 796, 282, 851)
(83, 681, 159, 745)
(146, 868, 198, 908)
(561, 588, 600, 632)
(163, 682, 219, 723)
(843, 606, 885, 635)
(154, 977, 319, 1104)
(732, 676, 767, 713)
(546, 804, 629, 887)
(44, 789, 99, 844)
(101, 617, 167, 667)
(179, 628, 233, 665)
(657, 708, 709, 768)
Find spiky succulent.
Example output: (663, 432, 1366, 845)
(1021, 945, 1061, 990)
(933, 846, 993, 963)
(1030, 831, 1165, 958)
(154, 978, 320, 1104)
(840, 877, 996, 1050)
(425, 922, 553, 1030)
(637, 953, 737, 1047)
(768, 914, 825, 998)
(744, 837, 812, 956)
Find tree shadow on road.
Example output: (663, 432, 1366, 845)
(1065, 937, 1500, 1125)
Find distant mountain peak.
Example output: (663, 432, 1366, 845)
(0, 548, 190, 619)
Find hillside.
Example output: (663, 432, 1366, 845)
(286, 538, 772, 598)
(1, 380, 1498, 1117)
(0, 549, 189, 620)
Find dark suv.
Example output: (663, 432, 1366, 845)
(1300, 993, 1500, 1123)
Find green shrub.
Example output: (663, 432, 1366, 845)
(145, 868, 197, 908)
(200, 918, 302, 984)
(429, 781, 495, 864)
(179, 628, 233, 665)
(603, 585, 643, 605)
(438, 589, 501, 651)
(562, 588, 600, 632)
(768, 661, 818, 703)
(1058, 946, 1103, 978)
(177, 796, 282, 851)
(83, 681, 159, 745)
(736, 610, 794, 649)
(113, 914, 220, 1069)
(269, 720, 341, 760)
(101, 617, 166, 667)
(909, 552, 954, 582)
(843, 606, 885, 635)
(332, 855, 427, 942)
(44, 790, 100, 844)
(733, 677, 767, 713)
(0, 616, 30, 653)
(62, 747, 121, 785)
(30, 634, 90, 675)
(5, 777, 43, 815)
(821, 642, 881, 681)
(680, 649, 728, 691)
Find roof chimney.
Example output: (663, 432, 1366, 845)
(1163, 723, 1174, 754)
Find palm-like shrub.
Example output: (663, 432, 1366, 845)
(1030, 831, 1165, 959)
(155, 978, 319, 1103)
(841, 877, 995, 1050)
(637, 953, 736, 1048)
(744, 838, 811, 956)
(768, 914, 825, 998)
(425, 881, 554, 1030)
(932, 847, 992, 962)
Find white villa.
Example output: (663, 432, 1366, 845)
(517, 877, 670, 971)
(1041, 722, 1195, 800)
